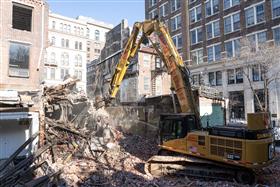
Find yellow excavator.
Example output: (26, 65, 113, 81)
(107, 19, 275, 184)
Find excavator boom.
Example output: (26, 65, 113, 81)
(109, 20, 200, 123)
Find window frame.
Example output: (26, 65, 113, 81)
(245, 1, 265, 28)
(224, 11, 240, 34)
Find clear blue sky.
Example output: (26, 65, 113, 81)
(47, 0, 145, 26)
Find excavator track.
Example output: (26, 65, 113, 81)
(144, 155, 256, 185)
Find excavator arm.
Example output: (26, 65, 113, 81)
(109, 20, 200, 123)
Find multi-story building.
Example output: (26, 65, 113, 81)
(188, 0, 280, 124)
(0, 0, 48, 160)
(88, 19, 171, 102)
(45, 13, 88, 92)
(77, 16, 113, 63)
(145, 0, 189, 62)
(0, 0, 48, 91)
(145, 0, 280, 124)
(120, 47, 171, 103)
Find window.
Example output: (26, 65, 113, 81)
(216, 71, 222, 86)
(224, 0, 240, 10)
(51, 36, 56, 45)
(191, 49, 203, 64)
(149, 0, 157, 7)
(61, 39, 65, 47)
(159, 3, 169, 17)
(224, 12, 240, 33)
(272, 0, 280, 18)
(144, 77, 150, 91)
(252, 65, 261, 82)
(190, 5, 202, 23)
(208, 71, 222, 86)
(155, 57, 162, 69)
(229, 91, 245, 120)
(236, 68, 243, 83)
(170, 14, 181, 31)
(60, 69, 69, 80)
(225, 38, 240, 57)
(227, 69, 235, 84)
(273, 27, 280, 45)
(50, 52, 56, 64)
(94, 49, 101, 53)
(247, 31, 267, 49)
(227, 68, 243, 84)
(52, 21, 56, 29)
(50, 68, 56, 80)
(245, 3, 265, 27)
(79, 42, 83, 50)
(61, 53, 69, 66)
(149, 9, 157, 19)
(171, 0, 181, 12)
(75, 41, 78, 49)
(172, 34, 182, 48)
(192, 74, 201, 85)
(190, 27, 202, 45)
(206, 0, 219, 17)
(143, 54, 150, 67)
(63, 24, 67, 32)
(12, 3, 32, 31)
(60, 23, 63, 31)
(9, 42, 30, 77)
(206, 20, 220, 39)
(207, 44, 221, 62)
(95, 30, 100, 41)
(68, 25, 71, 33)
(74, 70, 83, 80)
(66, 39, 69, 48)
(75, 55, 82, 67)
(208, 72, 215, 86)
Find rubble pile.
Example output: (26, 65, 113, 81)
(1, 79, 280, 187)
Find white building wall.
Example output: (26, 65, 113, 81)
(44, 13, 88, 93)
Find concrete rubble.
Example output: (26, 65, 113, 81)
(1, 79, 280, 187)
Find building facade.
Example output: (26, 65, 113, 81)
(145, 0, 280, 125)
(188, 0, 280, 124)
(120, 47, 171, 103)
(145, 0, 190, 62)
(0, 0, 48, 160)
(44, 13, 88, 92)
(77, 16, 113, 63)
(0, 0, 48, 91)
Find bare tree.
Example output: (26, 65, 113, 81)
(233, 38, 280, 112)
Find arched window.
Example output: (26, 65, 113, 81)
(79, 42, 82, 50)
(51, 36, 56, 45)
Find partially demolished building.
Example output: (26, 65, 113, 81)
(0, 0, 48, 161)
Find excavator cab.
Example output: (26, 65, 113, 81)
(159, 113, 199, 143)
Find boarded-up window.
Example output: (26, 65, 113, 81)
(12, 3, 32, 31)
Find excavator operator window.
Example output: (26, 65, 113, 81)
(160, 115, 197, 143)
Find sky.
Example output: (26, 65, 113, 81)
(47, 0, 145, 26)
